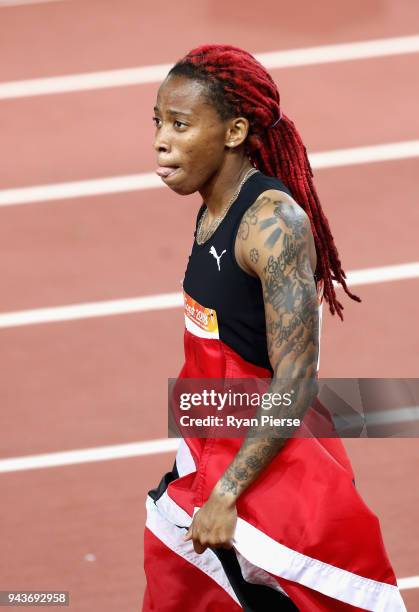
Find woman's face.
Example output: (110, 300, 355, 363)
(153, 74, 232, 195)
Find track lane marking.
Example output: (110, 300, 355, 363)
(0, 439, 180, 473)
(1, 35, 419, 99)
(398, 576, 419, 590)
(0, 291, 184, 327)
(0, 262, 418, 328)
(1, 140, 418, 206)
(0, 0, 64, 6)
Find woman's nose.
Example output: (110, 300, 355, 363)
(154, 126, 170, 153)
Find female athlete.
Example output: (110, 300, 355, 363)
(142, 44, 405, 612)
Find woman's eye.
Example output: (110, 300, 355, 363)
(152, 117, 187, 129)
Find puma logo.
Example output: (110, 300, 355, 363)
(209, 246, 226, 271)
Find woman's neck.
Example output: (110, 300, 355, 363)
(199, 157, 254, 220)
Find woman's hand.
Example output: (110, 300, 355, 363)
(184, 487, 237, 555)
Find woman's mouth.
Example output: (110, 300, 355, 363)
(156, 166, 181, 179)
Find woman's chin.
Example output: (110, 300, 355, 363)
(169, 183, 197, 196)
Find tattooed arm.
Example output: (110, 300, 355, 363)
(213, 190, 320, 504)
(185, 191, 320, 553)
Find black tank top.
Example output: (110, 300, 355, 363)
(183, 170, 293, 373)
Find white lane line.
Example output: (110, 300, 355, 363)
(0, 173, 159, 206)
(0, 0, 64, 6)
(334, 406, 419, 430)
(0, 35, 418, 99)
(345, 262, 419, 287)
(309, 141, 419, 169)
(398, 576, 419, 590)
(0, 262, 418, 329)
(1, 140, 419, 207)
(0, 291, 184, 328)
(0, 439, 180, 473)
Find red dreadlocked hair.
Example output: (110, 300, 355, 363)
(168, 44, 361, 320)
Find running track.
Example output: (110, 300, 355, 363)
(0, 1, 418, 610)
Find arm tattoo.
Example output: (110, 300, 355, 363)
(249, 248, 259, 263)
(218, 196, 319, 500)
(237, 196, 271, 240)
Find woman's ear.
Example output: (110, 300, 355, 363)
(225, 117, 249, 149)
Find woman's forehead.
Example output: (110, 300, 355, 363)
(156, 76, 209, 114)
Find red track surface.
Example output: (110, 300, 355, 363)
(1, 1, 418, 610)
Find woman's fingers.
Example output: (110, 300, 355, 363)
(184, 517, 234, 553)
(183, 524, 193, 541)
(193, 540, 208, 554)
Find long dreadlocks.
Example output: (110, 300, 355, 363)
(168, 44, 361, 320)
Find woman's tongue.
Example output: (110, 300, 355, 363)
(156, 166, 179, 178)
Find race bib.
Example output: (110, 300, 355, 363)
(183, 290, 219, 339)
